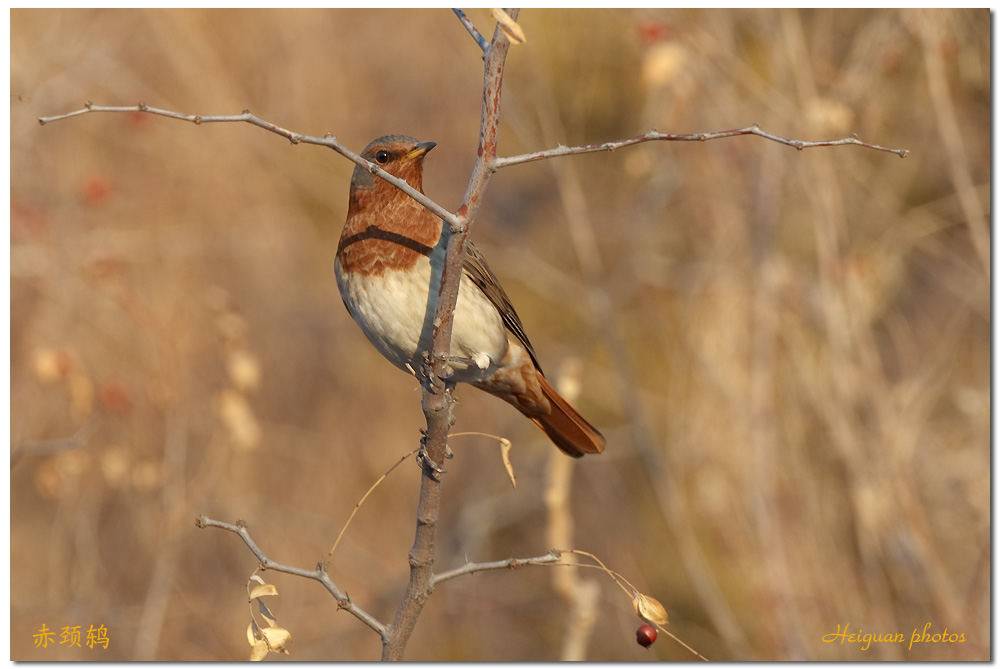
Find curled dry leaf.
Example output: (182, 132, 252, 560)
(247, 620, 291, 659)
(634, 592, 669, 626)
(491, 8, 526, 44)
(261, 626, 291, 653)
(249, 639, 269, 661)
(500, 437, 516, 488)
(257, 599, 277, 628)
(249, 583, 279, 600)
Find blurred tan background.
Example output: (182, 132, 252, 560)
(10, 8, 989, 661)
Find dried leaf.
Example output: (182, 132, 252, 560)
(634, 592, 669, 626)
(257, 599, 277, 628)
(250, 574, 266, 586)
(247, 621, 259, 647)
(249, 639, 269, 661)
(249, 583, 278, 600)
(491, 8, 526, 44)
(261, 626, 291, 652)
(500, 437, 516, 488)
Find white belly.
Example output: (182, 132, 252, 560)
(334, 253, 508, 384)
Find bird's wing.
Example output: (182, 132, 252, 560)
(462, 242, 542, 372)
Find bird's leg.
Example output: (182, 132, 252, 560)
(417, 350, 452, 393)
(415, 354, 456, 477)
(447, 352, 492, 370)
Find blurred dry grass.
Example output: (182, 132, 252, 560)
(10, 8, 989, 661)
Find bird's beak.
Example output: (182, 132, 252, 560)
(405, 141, 436, 160)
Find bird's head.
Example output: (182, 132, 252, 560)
(351, 135, 436, 196)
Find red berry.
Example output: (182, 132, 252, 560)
(636, 624, 657, 648)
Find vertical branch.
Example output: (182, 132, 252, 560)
(381, 10, 517, 661)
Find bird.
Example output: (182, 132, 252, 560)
(334, 135, 605, 457)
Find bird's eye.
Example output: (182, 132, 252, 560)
(374, 150, 390, 164)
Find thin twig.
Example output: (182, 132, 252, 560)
(492, 125, 909, 170)
(433, 547, 709, 660)
(195, 516, 387, 640)
(328, 448, 418, 558)
(558, 549, 709, 661)
(452, 8, 489, 52)
(38, 103, 458, 227)
(432, 551, 563, 586)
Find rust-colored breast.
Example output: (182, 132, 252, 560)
(337, 184, 442, 276)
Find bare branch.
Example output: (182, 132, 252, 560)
(493, 125, 909, 170)
(39, 14, 910, 661)
(195, 516, 387, 640)
(381, 11, 518, 661)
(432, 551, 563, 586)
(38, 103, 459, 227)
(452, 8, 488, 52)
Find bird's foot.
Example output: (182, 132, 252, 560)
(416, 432, 451, 480)
(447, 352, 492, 370)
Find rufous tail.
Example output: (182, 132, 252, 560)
(529, 374, 606, 458)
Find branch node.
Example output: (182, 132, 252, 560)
(193, 116, 203, 125)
